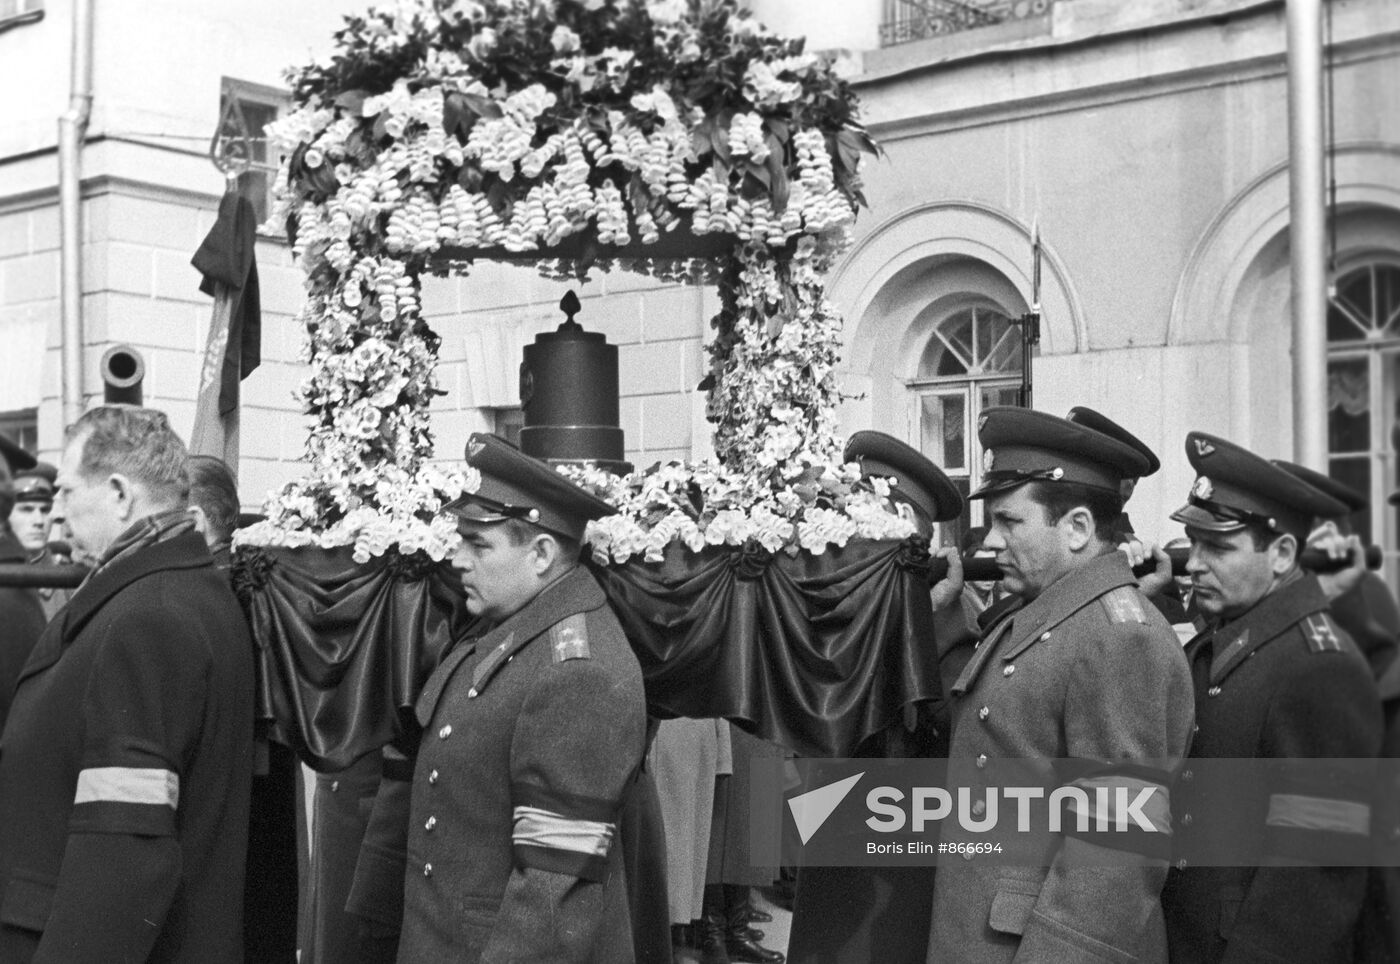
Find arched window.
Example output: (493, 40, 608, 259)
(909, 301, 1026, 545)
(1326, 260, 1400, 586)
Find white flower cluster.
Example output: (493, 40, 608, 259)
(236, 463, 479, 564)
(558, 457, 915, 564)
(707, 246, 846, 483)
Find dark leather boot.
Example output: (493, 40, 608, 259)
(724, 885, 784, 963)
(698, 888, 731, 964)
(673, 923, 702, 964)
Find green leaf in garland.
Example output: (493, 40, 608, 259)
(461, 93, 504, 120)
(767, 149, 790, 214)
(334, 88, 371, 114)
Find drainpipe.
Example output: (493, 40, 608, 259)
(1286, 0, 1328, 469)
(59, 0, 95, 427)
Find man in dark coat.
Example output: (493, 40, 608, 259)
(0, 406, 255, 964)
(394, 433, 646, 963)
(0, 433, 47, 731)
(187, 453, 300, 964)
(928, 409, 1195, 964)
(1160, 433, 1383, 963)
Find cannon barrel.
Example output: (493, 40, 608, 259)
(100, 344, 145, 405)
(0, 563, 89, 589)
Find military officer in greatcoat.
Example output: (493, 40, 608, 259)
(927, 408, 1195, 964)
(395, 433, 647, 963)
(1159, 433, 1383, 963)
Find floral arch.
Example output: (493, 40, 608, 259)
(236, 0, 918, 565)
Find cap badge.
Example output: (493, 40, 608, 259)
(1051, 467, 1064, 481)
(983, 449, 995, 473)
(1192, 476, 1213, 500)
(526, 508, 541, 523)
(1194, 439, 1216, 458)
(978, 414, 989, 431)
(467, 437, 485, 458)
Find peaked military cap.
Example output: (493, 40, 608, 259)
(1271, 460, 1366, 516)
(1170, 433, 1346, 540)
(442, 433, 617, 543)
(844, 430, 963, 524)
(0, 432, 35, 474)
(1067, 406, 1160, 476)
(969, 407, 1151, 500)
(13, 463, 55, 504)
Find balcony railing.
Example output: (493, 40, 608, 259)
(879, 0, 1052, 47)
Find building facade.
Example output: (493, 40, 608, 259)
(0, 0, 1397, 581)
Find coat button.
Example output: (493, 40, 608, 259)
(439, 724, 453, 739)
(1192, 724, 1200, 734)
(1003, 664, 1015, 677)
(976, 754, 988, 769)
(428, 769, 439, 785)
(423, 863, 433, 877)
(330, 781, 339, 793)
(1180, 813, 1193, 827)
(1181, 769, 1194, 782)
(1176, 858, 1188, 870)
(962, 850, 974, 861)
(1207, 686, 1221, 697)
(1039, 631, 1051, 642)
(425, 816, 437, 831)
(978, 706, 990, 721)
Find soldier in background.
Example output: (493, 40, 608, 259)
(1273, 459, 1400, 682)
(1160, 433, 1383, 963)
(0, 433, 46, 730)
(9, 463, 55, 555)
(788, 430, 964, 964)
(9, 462, 73, 620)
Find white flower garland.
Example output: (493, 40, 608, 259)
(239, 0, 910, 563)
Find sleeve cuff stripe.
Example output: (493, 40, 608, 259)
(74, 767, 179, 809)
(1267, 793, 1370, 835)
(513, 805, 615, 857)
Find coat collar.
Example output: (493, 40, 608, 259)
(0, 530, 26, 565)
(953, 550, 1136, 694)
(415, 565, 607, 725)
(19, 530, 213, 682)
(1187, 570, 1329, 686)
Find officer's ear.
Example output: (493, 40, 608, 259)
(529, 531, 563, 576)
(1267, 531, 1299, 575)
(1060, 505, 1095, 553)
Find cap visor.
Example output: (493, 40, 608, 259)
(442, 496, 509, 524)
(1170, 503, 1245, 532)
(968, 477, 1028, 501)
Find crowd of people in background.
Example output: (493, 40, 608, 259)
(0, 404, 1396, 963)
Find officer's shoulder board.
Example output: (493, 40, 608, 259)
(1100, 586, 1148, 625)
(550, 613, 591, 663)
(1299, 611, 1344, 654)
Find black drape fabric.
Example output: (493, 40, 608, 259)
(192, 189, 262, 414)
(585, 538, 940, 758)
(233, 537, 940, 769)
(233, 547, 475, 772)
